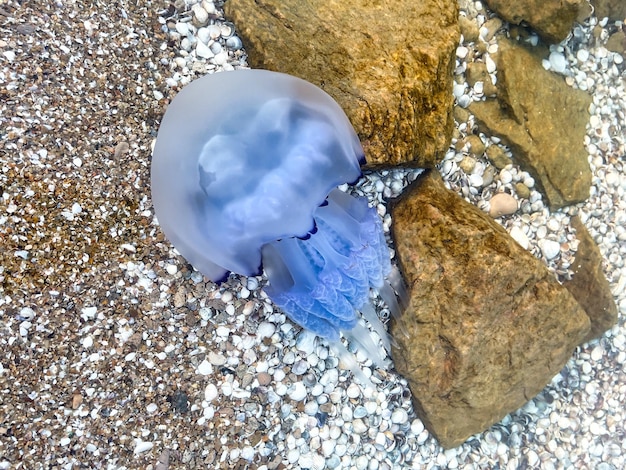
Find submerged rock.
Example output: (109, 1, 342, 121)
(564, 216, 619, 344)
(390, 171, 590, 448)
(483, 0, 587, 43)
(224, 0, 459, 168)
(470, 38, 592, 210)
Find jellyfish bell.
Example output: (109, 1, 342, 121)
(151, 69, 363, 281)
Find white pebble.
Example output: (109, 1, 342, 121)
(590, 345, 603, 362)
(196, 360, 214, 376)
(485, 55, 497, 73)
(257, 322, 276, 339)
(192, 4, 209, 25)
(134, 440, 154, 455)
(468, 173, 483, 187)
(346, 382, 361, 399)
(549, 51, 567, 74)
(391, 408, 409, 424)
(540, 239, 561, 260)
(576, 49, 589, 62)
(546, 219, 561, 232)
(205, 383, 218, 401)
(288, 382, 307, 401)
(175, 22, 190, 36)
(509, 226, 529, 250)
(499, 169, 513, 184)
(453, 82, 466, 99)
(146, 403, 158, 413)
(207, 24, 221, 39)
(195, 40, 214, 59)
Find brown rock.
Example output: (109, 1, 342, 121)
(459, 14, 480, 43)
(224, 0, 460, 168)
(606, 30, 626, 58)
(592, 0, 626, 21)
(483, 0, 586, 43)
(488, 192, 518, 217)
(564, 216, 619, 343)
(470, 39, 592, 210)
(485, 144, 510, 169)
(390, 171, 590, 448)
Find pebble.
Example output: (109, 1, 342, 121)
(257, 322, 276, 339)
(288, 382, 307, 401)
(539, 239, 561, 260)
(549, 51, 567, 74)
(509, 226, 530, 250)
(196, 360, 214, 376)
(488, 193, 518, 217)
(205, 383, 218, 401)
(192, 3, 209, 26)
(499, 168, 513, 184)
(195, 41, 213, 59)
(391, 408, 409, 424)
(134, 440, 154, 455)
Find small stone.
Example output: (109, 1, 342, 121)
(134, 440, 154, 455)
(489, 193, 518, 217)
(288, 382, 307, 401)
(205, 383, 218, 401)
(459, 156, 477, 173)
(208, 351, 227, 366)
(515, 182, 531, 199)
(499, 169, 513, 185)
(549, 51, 567, 74)
(485, 145, 510, 169)
(196, 360, 214, 376)
(257, 372, 272, 386)
(509, 226, 530, 250)
(346, 382, 361, 399)
(352, 418, 368, 434)
(540, 239, 561, 260)
(391, 408, 409, 424)
(257, 322, 276, 339)
(195, 40, 214, 59)
(192, 4, 209, 27)
(468, 174, 483, 188)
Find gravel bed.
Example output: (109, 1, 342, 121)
(0, 0, 624, 469)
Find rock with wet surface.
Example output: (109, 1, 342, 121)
(224, 0, 459, 168)
(592, 0, 626, 21)
(483, 0, 587, 43)
(470, 38, 592, 210)
(564, 216, 619, 343)
(390, 171, 590, 448)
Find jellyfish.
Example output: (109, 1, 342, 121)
(151, 69, 406, 385)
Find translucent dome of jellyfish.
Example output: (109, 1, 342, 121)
(151, 69, 407, 386)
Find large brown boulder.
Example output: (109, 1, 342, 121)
(483, 0, 586, 43)
(224, 0, 459, 168)
(390, 171, 590, 448)
(470, 39, 592, 210)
